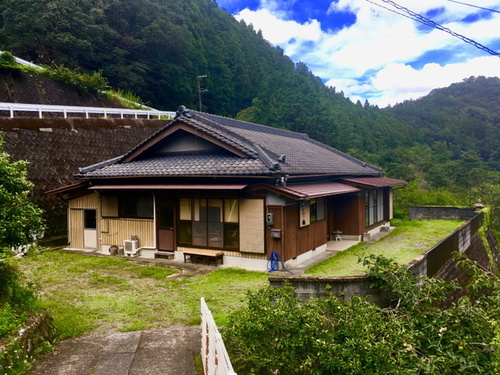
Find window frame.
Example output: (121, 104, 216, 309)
(117, 193, 154, 219)
(309, 197, 326, 223)
(178, 198, 240, 251)
(365, 189, 385, 228)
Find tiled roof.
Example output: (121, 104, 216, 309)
(77, 108, 382, 179)
(79, 153, 269, 177)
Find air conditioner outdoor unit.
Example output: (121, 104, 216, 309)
(124, 240, 139, 256)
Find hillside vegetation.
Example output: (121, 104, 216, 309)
(0, 0, 498, 203)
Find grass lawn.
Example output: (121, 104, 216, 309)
(10, 219, 464, 340)
(306, 219, 465, 277)
(10, 251, 268, 339)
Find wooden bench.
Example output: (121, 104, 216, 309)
(183, 249, 224, 266)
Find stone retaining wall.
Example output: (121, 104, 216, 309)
(0, 313, 57, 374)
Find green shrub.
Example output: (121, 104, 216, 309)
(0, 303, 24, 337)
(393, 180, 463, 218)
(43, 65, 110, 94)
(0, 263, 39, 339)
(106, 89, 147, 109)
(225, 255, 500, 374)
(0, 51, 17, 68)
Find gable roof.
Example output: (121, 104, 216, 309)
(76, 107, 382, 179)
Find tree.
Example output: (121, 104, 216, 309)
(0, 134, 43, 345)
(0, 135, 44, 258)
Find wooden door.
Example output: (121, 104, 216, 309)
(83, 209, 98, 249)
(157, 201, 175, 251)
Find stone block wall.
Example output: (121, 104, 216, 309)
(0, 313, 56, 374)
(409, 206, 476, 221)
(269, 275, 390, 306)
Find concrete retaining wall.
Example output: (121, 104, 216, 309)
(409, 206, 476, 221)
(270, 209, 487, 304)
(269, 275, 390, 305)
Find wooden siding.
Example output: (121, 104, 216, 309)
(101, 195, 118, 217)
(239, 198, 265, 254)
(283, 203, 327, 261)
(329, 192, 364, 235)
(68, 192, 99, 209)
(68, 193, 99, 249)
(100, 218, 154, 248)
(69, 209, 84, 248)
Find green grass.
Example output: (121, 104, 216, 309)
(9, 219, 464, 339)
(306, 219, 464, 276)
(11, 251, 268, 339)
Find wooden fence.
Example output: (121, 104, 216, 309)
(201, 298, 236, 375)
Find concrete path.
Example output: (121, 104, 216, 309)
(28, 325, 201, 375)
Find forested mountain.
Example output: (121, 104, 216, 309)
(384, 76, 499, 190)
(0, 0, 285, 116)
(0, 0, 411, 151)
(0, 0, 498, 197)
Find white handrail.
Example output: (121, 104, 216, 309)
(0, 51, 159, 112)
(201, 298, 236, 375)
(0, 50, 44, 71)
(0, 102, 176, 119)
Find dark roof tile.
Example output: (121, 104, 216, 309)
(79, 154, 269, 177)
(77, 108, 382, 179)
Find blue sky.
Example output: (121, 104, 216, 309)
(216, 0, 500, 107)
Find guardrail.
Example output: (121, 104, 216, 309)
(0, 102, 176, 119)
(201, 298, 236, 375)
(0, 50, 44, 70)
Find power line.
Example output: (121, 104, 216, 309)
(365, 0, 500, 57)
(445, 0, 500, 14)
(365, 0, 419, 25)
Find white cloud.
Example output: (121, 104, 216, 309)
(236, 8, 323, 46)
(329, 55, 500, 107)
(234, 0, 500, 107)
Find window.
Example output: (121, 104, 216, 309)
(178, 198, 239, 250)
(118, 193, 153, 218)
(365, 189, 384, 227)
(84, 209, 97, 229)
(310, 197, 325, 223)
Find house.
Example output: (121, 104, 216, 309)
(49, 106, 405, 270)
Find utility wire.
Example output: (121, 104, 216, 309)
(365, 0, 419, 25)
(445, 0, 500, 14)
(365, 0, 500, 56)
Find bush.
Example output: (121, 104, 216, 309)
(0, 304, 24, 337)
(225, 255, 500, 374)
(43, 65, 110, 94)
(393, 180, 463, 218)
(0, 51, 17, 68)
(0, 263, 38, 339)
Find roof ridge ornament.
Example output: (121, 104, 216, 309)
(174, 105, 192, 119)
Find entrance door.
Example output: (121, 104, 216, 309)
(157, 201, 175, 251)
(83, 209, 97, 249)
